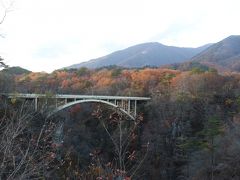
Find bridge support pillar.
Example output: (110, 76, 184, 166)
(35, 98, 38, 111)
(128, 100, 131, 114)
(134, 100, 137, 117)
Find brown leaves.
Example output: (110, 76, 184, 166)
(127, 150, 136, 161)
(14, 67, 182, 96)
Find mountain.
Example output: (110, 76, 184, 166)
(67, 42, 211, 69)
(1, 66, 31, 75)
(186, 35, 240, 72)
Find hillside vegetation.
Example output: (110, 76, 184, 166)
(171, 35, 240, 72)
(1, 66, 240, 179)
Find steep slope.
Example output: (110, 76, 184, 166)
(67, 42, 210, 69)
(190, 35, 240, 71)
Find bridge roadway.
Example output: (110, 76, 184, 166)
(3, 93, 151, 119)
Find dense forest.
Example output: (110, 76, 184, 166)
(1, 66, 240, 179)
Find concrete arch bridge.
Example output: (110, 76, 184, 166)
(3, 94, 151, 120)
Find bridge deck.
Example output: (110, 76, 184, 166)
(5, 93, 151, 101)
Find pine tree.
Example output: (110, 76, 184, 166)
(198, 116, 224, 180)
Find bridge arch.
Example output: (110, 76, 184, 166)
(48, 99, 135, 120)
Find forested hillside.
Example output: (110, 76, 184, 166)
(1, 66, 240, 179)
(169, 35, 240, 72)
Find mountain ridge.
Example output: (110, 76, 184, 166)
(184, 35, 240, 72)
(67, 42, 212, 69)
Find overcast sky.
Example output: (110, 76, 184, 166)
(0, 0, 240, 72)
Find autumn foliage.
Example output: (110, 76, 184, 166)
(2, 66, 240, 179)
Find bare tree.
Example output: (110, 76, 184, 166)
(0, 0, 13, 68)
(89, 106, 149, 179)
(0, 101, 59, 179)
(0, 0, 14, 35)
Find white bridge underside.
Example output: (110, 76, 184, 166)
(4, 94, 151, 120)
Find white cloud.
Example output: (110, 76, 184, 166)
(0, 0, 240, 72)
